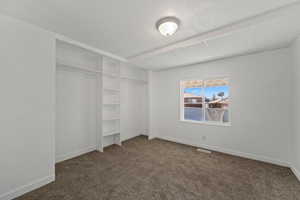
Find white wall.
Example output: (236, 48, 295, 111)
(150, 48, 291, 166)
(120, 64, 149, 140)
(56, 69, 97, 162)
(291, 37, 300, 179)
(121, 80, 148, 140)
(0, 14, 55, 200)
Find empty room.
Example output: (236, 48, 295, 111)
(1, 0, 300, 199)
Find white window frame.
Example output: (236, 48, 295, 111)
(179, 77, 231, 127)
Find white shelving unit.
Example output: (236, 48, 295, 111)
(100, 56, 122, 150)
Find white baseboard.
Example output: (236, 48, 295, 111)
(291, 166, 300, 182)
(147, 135, 156, 140)
(157, 135, 290, 167)
(55, 146, 97, 163)
(0, 175, 55, 200)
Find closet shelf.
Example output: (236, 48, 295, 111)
(103, 88, 120, 92)
(103, 131, 120, 137)
(103, 103, 120, 105)
(102, 72, 120, 78)
(103, 117, 120, 121)
(120, 76, 148, 84)
(56, 59, 101, 74)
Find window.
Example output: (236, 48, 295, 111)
(180, 78, 230, 125)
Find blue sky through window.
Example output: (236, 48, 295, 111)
(184, 86, 229, 98)
(205, 86, 229, 98)
(184, 87, 202, 96)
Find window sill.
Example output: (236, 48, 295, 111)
(179, 120, 231, 127)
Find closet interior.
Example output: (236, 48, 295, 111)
(55, 40, 148, 162)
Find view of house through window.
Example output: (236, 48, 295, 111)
(181, 78, 230, 124)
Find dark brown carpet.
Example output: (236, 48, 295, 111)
(16, 136, 300, 200)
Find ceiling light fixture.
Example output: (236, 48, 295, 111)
(156, 17, 180, 37)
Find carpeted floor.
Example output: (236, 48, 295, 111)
(16, 136, 300, 200)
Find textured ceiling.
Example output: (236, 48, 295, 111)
(0, 0, 299, 70)
(131, 3, 300, 69)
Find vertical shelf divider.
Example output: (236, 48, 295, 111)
(101, 57, 122, 149)
(96, 55, 103, 152)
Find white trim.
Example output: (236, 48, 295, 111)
(197, 148, 212, 154)
(55, 146, 97, 163)
(56, 34, 127, 62)
(291, 166, 300, 182)
(157, 135, 290, 167)
(0, 175, 55, 200)
(148, 136, 156, 140)
(179, 120, 231, 127)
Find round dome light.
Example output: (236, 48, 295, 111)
(156, 17, 180, 37)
